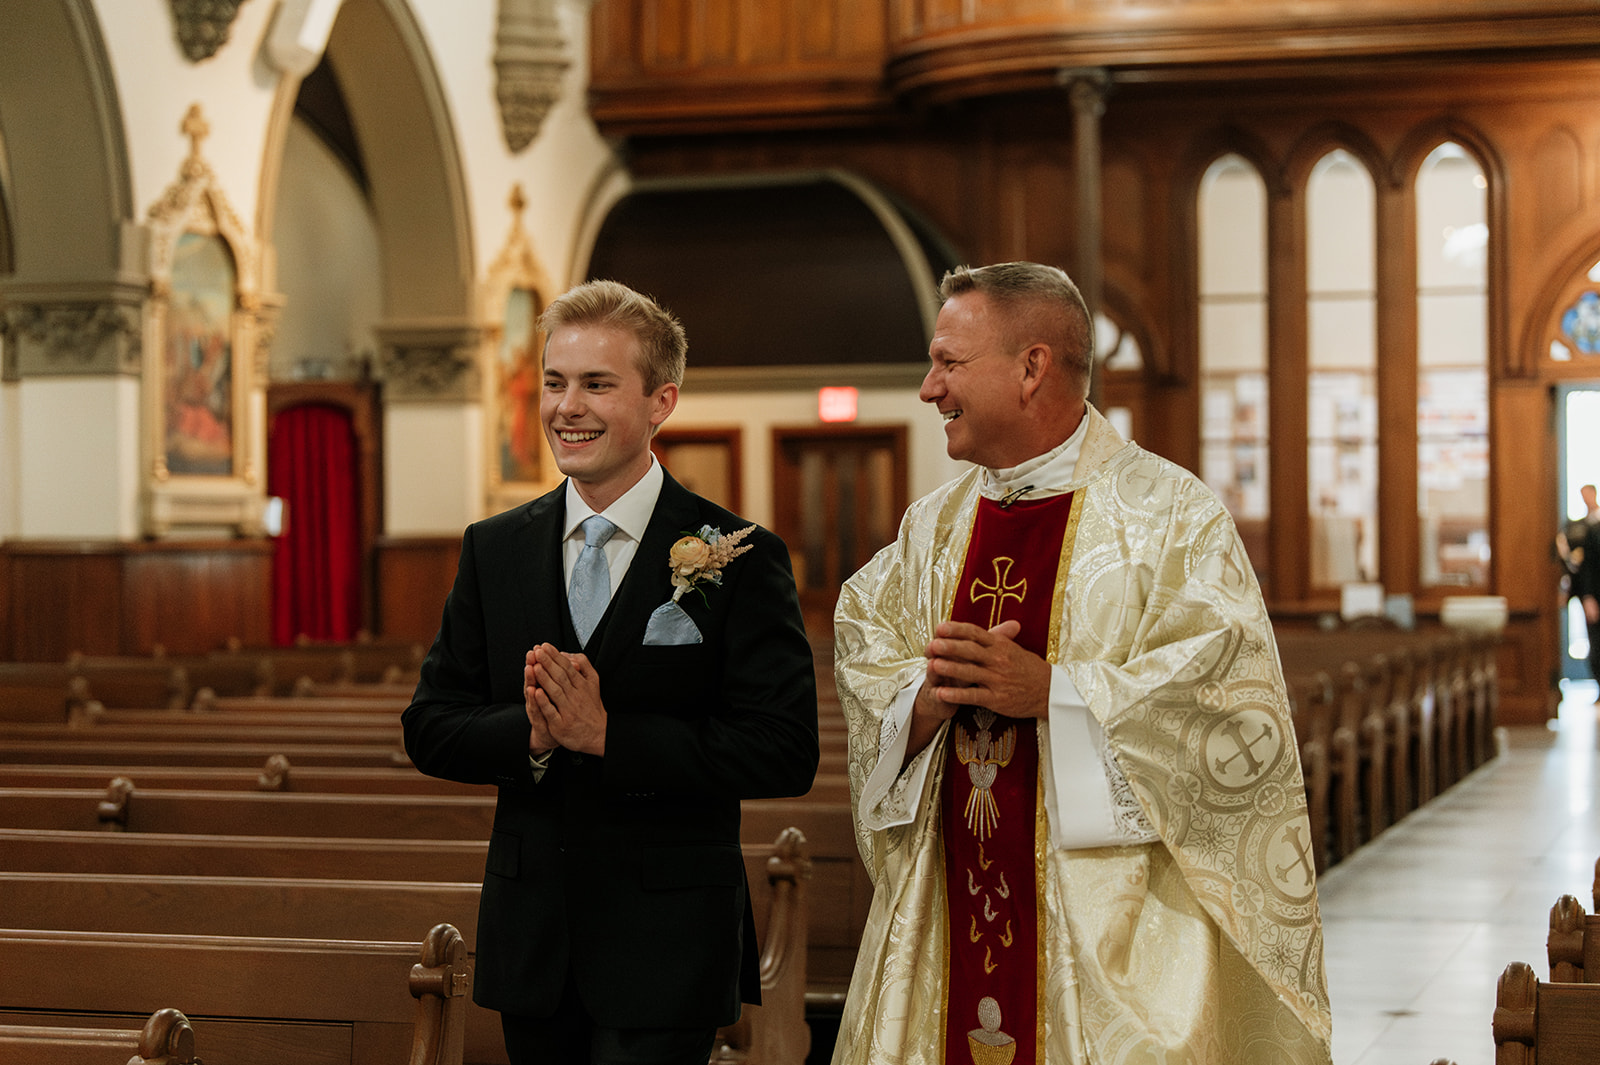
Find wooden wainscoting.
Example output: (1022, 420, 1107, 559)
(374, 536, 461, 645)
(0, 540, 272, 660)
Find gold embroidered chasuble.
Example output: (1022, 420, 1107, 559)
(831, 406, 1333, 1065)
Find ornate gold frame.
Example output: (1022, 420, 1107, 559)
(141, 104, 266, 536)
(481, 183, 558, 514)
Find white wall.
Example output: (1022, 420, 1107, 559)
(90, 0, 282, 227)
(385, 402, 484, 536)
(17, 377, 141, 539)
(270, 118, 382, 379)
(410, 0, 618, 290)
(0, 379, 18, 540)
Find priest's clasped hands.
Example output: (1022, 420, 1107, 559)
(524, 644, 607, 757)
(903, 619, 1053, 763)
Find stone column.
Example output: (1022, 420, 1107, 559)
(1062, 68, 1110, 407)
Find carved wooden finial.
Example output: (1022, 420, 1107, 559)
(181, 103, 210, 158)
(509, 183, 527, 218)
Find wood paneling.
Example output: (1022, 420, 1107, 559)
(589, 0, 891, 132)
(590, 1, 1600, 132)
(1, 541, 271, 660)
(374, 537, 461, 645)
(608, 51, 1600, 722)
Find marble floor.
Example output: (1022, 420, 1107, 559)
(1319, 677, 1600, 1065)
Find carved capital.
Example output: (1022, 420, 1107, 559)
(495, 0, 569, 153)
(378, 322, 483, 401)
(2, 299, 143, 376)
(1059, 67, 1111, 118)
(170, 0, 250, 62)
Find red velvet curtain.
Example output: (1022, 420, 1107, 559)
(269, 404, 361, 645)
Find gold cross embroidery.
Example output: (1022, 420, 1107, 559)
(970, 557, 1026, 628)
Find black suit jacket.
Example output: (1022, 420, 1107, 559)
(401, 472, 819, 1027)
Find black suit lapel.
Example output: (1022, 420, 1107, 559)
(514, 485, 577, 649)
(588, 472, 702, 665)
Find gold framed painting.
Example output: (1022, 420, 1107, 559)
(141, 105, 266, 536)
(482, 184, 558, 514)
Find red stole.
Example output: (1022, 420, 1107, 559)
(941, 491, 1077, 1065)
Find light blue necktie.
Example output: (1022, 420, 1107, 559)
(569, 515, 616, 646)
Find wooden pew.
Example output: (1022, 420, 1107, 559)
(0, 924, 477, 1065)
(0, 826, 489, 881)
(0, 720, 403, 746)
(1493, 960, 1600, 1064)
(716, 827, 813, 1065)
(0, 783, 496, 837)
(0, 758, 484, 795)
(2, 840, 809, 1065)
(0, 870, 482, 943)
(742, 799, 869, 999)
(1549, 894, 1600, 982)
(0, 738, 409, 767)
(0, 1007, 196, 1065)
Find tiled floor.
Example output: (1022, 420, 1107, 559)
(1319, 677, 1600, 1065)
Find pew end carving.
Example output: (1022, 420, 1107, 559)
(258, 753, 291, 791)
(135, 1006, 198, 1065)
(96, 776, 134, 831)
(407, 922, 471, 1065)
(1493, 959, 1600, 1064)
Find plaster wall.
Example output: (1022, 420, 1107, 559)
(385, 401, 485, 535)
(17, 376, 140, 539)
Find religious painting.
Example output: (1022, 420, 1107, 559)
(164, 232, 236, 475)
(497, 286, 542, 483)
(482, 183, 557, 514)
(140, 103, 265, 537)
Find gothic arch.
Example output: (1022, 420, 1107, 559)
(0, 0, 132, 289)
(256, 0, 473, 329)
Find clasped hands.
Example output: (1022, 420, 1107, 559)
(524, 644, 606, 758)
(902, 618, 1051, 764)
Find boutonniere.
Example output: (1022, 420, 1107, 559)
(668, 523, 755, 606)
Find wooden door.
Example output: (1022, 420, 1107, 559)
(772, 425, 908, 622)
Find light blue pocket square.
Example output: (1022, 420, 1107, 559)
(643, 601, 703, 646)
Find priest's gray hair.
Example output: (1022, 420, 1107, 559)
(939, 262, 1094, 392)
(539, 279, 688, 393)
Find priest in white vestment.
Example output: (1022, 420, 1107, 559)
(831, 262, 1333, 1065)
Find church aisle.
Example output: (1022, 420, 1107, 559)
(1319, 679, 1600, 1065)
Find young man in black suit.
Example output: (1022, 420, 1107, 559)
(402, 280, 819, 1065)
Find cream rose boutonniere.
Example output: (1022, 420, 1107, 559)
(669, 523, 755, 605)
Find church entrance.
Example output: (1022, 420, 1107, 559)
(1558, 385, 1600, 681)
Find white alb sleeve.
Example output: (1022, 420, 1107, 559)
(856, 682, 938, 830)
(1041, 665, 1158, 849)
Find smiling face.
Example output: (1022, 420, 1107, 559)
(540, 323, 678, 511)
(919, 290, 1034, 468)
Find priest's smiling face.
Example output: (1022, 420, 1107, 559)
(921, 290, 1039, 468)
(541, 322, 678, 511)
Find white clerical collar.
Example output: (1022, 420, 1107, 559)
(562, 456, 664, 545)
(978, 408, 1089, 503)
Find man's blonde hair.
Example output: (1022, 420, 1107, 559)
(939, 262, 1094, 391)
(538, 280, 687, 393)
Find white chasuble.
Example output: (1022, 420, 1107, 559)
(831, 405, 1333, 1065)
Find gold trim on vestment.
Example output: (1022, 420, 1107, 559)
(1045, 491, 1082, 667)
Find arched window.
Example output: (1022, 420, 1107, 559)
(1307, 149, 1379, 587)
(1197, 153, 1271, 588)
(1415, 142, 1490, 588)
